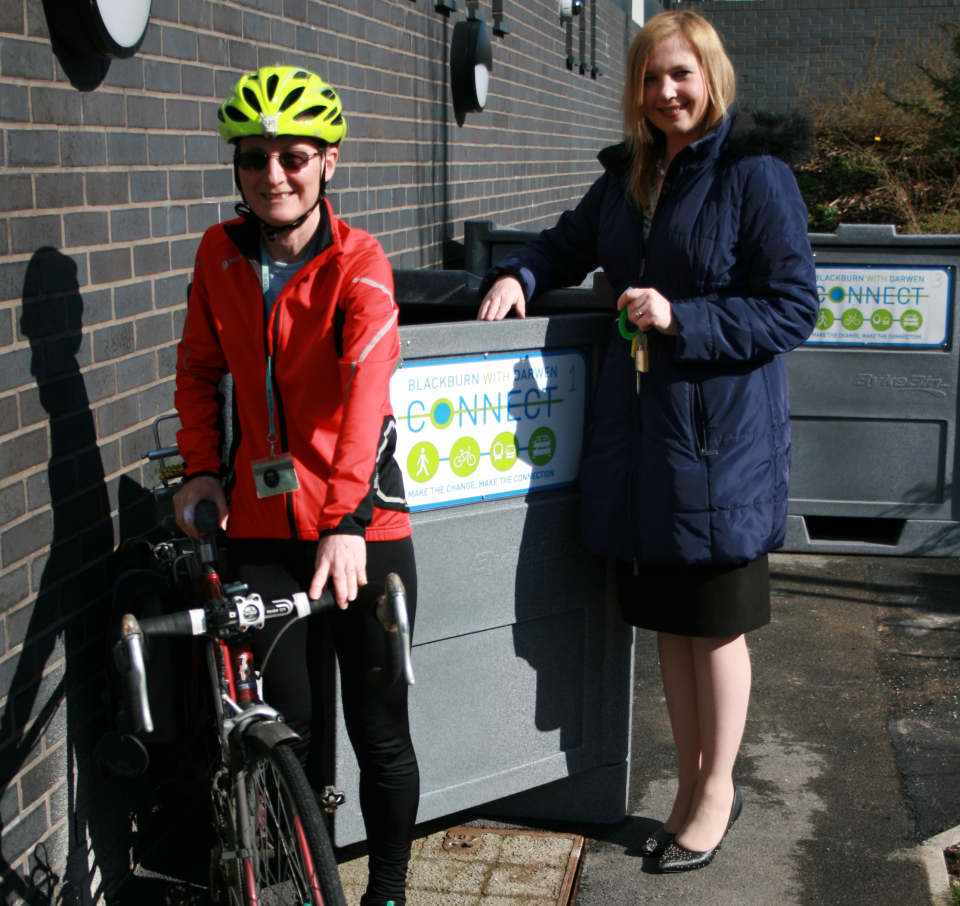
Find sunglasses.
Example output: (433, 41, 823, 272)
(235, 150, 322, 172)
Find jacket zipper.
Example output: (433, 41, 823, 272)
(264, 291, 299, 541)
(692, 381, 717, 459)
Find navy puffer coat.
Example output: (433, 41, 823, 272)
(480, 112, 819, 565)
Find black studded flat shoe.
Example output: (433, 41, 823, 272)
(658, 782, 742, 873)
(639, 824, 676, 857)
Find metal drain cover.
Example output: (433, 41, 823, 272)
(339, 825, 587, 906)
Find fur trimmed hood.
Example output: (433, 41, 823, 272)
(598, 108, 814, 175)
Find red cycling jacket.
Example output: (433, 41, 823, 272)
(175, 201, 411, 543)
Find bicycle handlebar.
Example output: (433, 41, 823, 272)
(115, 615, 154, 734)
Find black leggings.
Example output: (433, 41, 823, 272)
(226, 536, 419, 906)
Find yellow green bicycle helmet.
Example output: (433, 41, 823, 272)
(218, 66, 347, 145)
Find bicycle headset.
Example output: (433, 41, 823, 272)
(217, 66, 348, 241)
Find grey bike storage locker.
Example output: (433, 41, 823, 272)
(325, 273, 636, 847)
(783, 225, 960, 556)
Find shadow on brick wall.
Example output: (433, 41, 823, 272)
(0, 248, 123, 904)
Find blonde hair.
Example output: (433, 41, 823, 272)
(622, 11, 736, 207)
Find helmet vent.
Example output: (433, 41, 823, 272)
(294, 105, 325, 121)
(266, 74, 279, 100)
(321, 89, 337, 100)
(242, 87, 262, 113)
(225, 106, 249, 122)
(280, 87, 305, 111)
(330, 114, 344, 126)
(293, 70, 309, 79)
(217, 108, 225, 122)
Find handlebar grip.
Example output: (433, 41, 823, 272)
(138, 610, 205, 637)
(195, 500, 220, 533)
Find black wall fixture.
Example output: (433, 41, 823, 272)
(492, 0, 510, 36)
(450, 5, 493, 127)
(42, 0, 152, 89)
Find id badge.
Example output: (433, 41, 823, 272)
(251, 455, 300, 499)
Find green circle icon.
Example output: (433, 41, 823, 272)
(901, 310, 923, 332)
(815, 307, 834, 330)
(429, 398, 454, 429)
(870, 310, 894, 331)
(490, 432, 519, 472)
(828, 286, 845, 303)
(528, 427, 556, 467)
(841, 309, 863, 330)
(450, 437, 480, 477)
(407, 442, 439, 483)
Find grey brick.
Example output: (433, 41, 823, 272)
(285, 0, 307, 22)
(133, 242, 170, 277)
(158, 343, 177, 377)
(198, 33, 228, 65)
(92, 323, 134, 362)
(81, 92, 125, 127)
(85, 172, 128, 206)
(169, 171, 202, 200)
(229, 39, 257, 70)
(110, 208, 150, 243)
(96, 393, 139, 436)
(185, 135, 218, 164)
(0, 482, 24, 523)
(25, 470, 49, 510)
(187, 203, 219, 233)
(154, 273, 190, 310)
(0, 395, 15, 437)
(203, 168, 234, 198)
(0, 427, 47, 482)
(103, 56, 143, 89)
(0, 37, 52, 79)
(273, 18, 296, 48)
(81, 362, 115, 403)
(35, 174, 82, 209)
(151, 0, 177, 21)
(139, 19, 161, 55)
(0, 83, 28, 122)
(0, 0, 24, 34)
(0, 566, 28, 614)
(130, 171, 167, 203)
(78, 288, 110, 325)
(212, 3, 242, 36)
(296, 25, 317, 53)
(243, 11, 270, 41)
(114, 281, 152, 318)
(166, 98, 199, 131)
(145, 59, 180, 94)
(139, 378, 175, 420)
(27, 4, 49, 40)
(163, 25, 197, 60)
(181, 64, 214, 96)
(14, 664, 63, 729)
(170, 237, 201, 270)
(127, 95, 165, 130)
(0, 347, 32, 392)
(148, 134, 183, 166)
(0, 803, 47, 863)
(0, 175, 32, 212)
(0, 782, 16, 826)
(7, 131, 58, 168)
(180, 0, 212, 29)
(89, 248, 131, 285)
(0, 309, 10, 346)
(107, 133, 147, 166)
(31, 87, 80, 125)
(20, 741, 65, 807)
(63, 212, 108, 248)
(201, 100, 222, 132)
(135, 313, 172, 350)
(117, 351, 157, 391)
(151, 205, 186, 237)
(61, 132, 105, 168)
(10, 215, 61, 254)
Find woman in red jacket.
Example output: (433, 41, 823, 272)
(173, 67, 417, 906)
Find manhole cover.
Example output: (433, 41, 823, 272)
(339, 825, 587, 906)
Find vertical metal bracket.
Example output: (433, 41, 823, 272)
(492, 0, 509, 35)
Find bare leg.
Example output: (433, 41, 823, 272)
(657, 632, 701, 833)
(674, 634, 752, 852)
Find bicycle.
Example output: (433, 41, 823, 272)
(103, 418, 415, 906)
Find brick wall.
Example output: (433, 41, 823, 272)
(0, 0, 633, 899)
(681, 0, 960, 109)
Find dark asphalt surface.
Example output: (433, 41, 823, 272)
(114, 553, 960, 905)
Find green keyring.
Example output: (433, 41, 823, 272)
(618, 305, 640, 341)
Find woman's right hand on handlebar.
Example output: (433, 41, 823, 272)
(477, 276, 525, 321)
(173, 476, 228, 538)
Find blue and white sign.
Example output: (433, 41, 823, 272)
(807, 266, 952, 347)
(390, 349, 588, 511)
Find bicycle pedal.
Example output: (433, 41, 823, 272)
(316, 785, 346, 813)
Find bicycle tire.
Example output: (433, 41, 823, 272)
(242, 740, 347, 906)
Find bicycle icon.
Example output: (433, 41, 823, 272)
(453, 448, 477, 468)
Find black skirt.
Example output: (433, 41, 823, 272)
(615, 555, 770, 637)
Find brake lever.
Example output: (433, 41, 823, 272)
(116, 614, 154, 734)
(376, 573, 415, 686)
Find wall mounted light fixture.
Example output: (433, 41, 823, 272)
(450, 5, 493, 127)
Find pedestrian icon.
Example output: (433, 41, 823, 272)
(406, 441, 439, 483)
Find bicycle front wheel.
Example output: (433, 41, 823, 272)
(243, 741, 346, 906)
